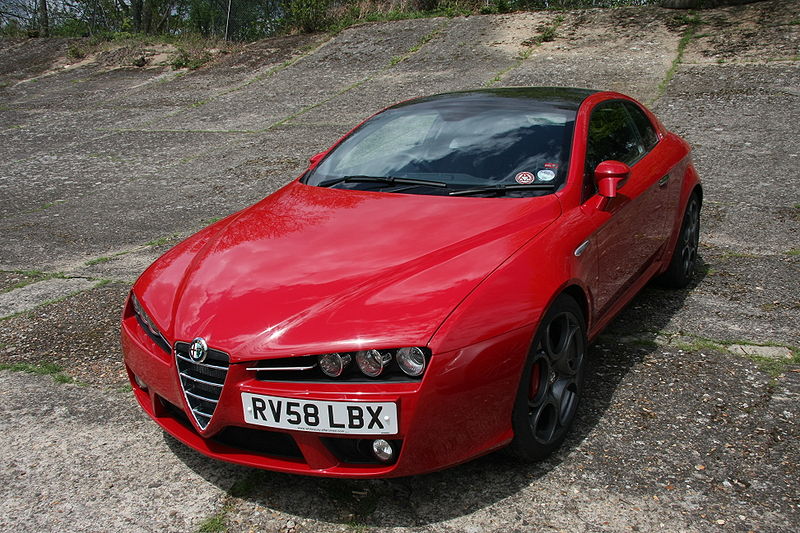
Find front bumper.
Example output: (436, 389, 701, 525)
(121, 313, 533, 478)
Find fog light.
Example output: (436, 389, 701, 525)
(318, 353, 351, 377)
(372, 439, 394, 462)
(355, 349, 392, 377)
(396, 347, 426, 377)
(134, 374, 148, 391)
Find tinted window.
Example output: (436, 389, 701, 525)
(624, 102, 659, 151)
(305, 94, 578, 197)
(585, 101, 645, 174)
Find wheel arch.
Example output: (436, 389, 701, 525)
(560, 284, 589, 326)
(691, 183, 703, 205)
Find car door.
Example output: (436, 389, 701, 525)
(623, 101, 676, 248)
(583, 101, 670, 314)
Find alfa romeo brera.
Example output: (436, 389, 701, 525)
(121, 88, 702, 477)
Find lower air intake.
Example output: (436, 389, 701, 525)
(175, 342, 229, 430)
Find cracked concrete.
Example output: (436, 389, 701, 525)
(0, 277, 98, 318)
(0, 1, 798, 532)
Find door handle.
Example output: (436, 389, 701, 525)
(658, 175, 670, 187)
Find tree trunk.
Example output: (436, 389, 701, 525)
(155, 1, 174, 33)
(142, 0, 153, 33)
(131, 0, 142, 32)
(37, 0, 49, 37)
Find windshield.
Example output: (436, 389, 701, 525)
(303, 92, 579, 197)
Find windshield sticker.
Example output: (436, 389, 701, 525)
(544, 162, 559, 169)
(515, 171, 535, 184)
(537, 169, 556, 182)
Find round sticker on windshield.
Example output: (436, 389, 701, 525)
(515, 171, 535, 184)
(537, 169, 556, 182)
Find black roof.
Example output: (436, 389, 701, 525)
(391, 87, 598, 112)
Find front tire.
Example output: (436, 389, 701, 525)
(509, 294, 587, 461)
(660, 193, 701, 288)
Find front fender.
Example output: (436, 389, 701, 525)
(428, 213, 596, 355)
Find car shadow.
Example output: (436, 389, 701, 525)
(164, 258, 709, 527)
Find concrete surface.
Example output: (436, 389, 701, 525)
(0, 277, 97, 318)
(0, 2, 798, 532)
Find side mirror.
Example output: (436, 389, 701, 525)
(594, 160, 630, 198)
(308, 151, 326, 167)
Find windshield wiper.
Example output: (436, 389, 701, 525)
(318, 175, 448, 189)
(449, 183, 555, 196)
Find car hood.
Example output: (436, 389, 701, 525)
(137, 181, 561, 361)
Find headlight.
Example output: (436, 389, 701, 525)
(130, 292, 170, 352)
(318, 352, 351, 377)
(254, 347, 429, 381)
(396, 346, 426, 377)
(355, 349, 392, 377)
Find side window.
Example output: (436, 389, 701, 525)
(624, 102, 659, 151)
(585, 101, 644, 172)
(583, 101, 645, 201)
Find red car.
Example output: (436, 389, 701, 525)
(121, 88, 701, 478)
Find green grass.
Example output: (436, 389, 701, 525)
(388, 26, 443, 67)
(36, 199, 65, 211)
(607, 332, 799, 378)
(0, 362, 74, 383)
(18, 199, 68, 215)
(673, 13, 703, 27)
(486, 15, 562, 87)
(747, 355, 796, 377)
(521, 14, 565, 47)
(145, 235, 177, 247)
(674, 337, 725, 353)
(785, 249, 800, 256)
(655, 14, 703, 102)
(81, 248, 138, 265)
(171, 48, 213, 70)
(0, 270, 65, 294)
(197, 512, 226, 533)
(485, 47, 532, 87)
(674, 336, 800, 376)
(85, 256, 112, 266)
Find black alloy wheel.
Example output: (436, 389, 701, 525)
(660, 192, 701, 288)
(509, 294, 586, 461)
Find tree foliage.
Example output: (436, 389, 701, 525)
(0, 0, 323, 38)
(3, 0, 708, 41)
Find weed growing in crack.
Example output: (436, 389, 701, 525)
(0, 362, 74, 383)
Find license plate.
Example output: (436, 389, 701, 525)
(241, 392, 398, 435)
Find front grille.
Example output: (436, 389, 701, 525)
(175, 341, 229, 430)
